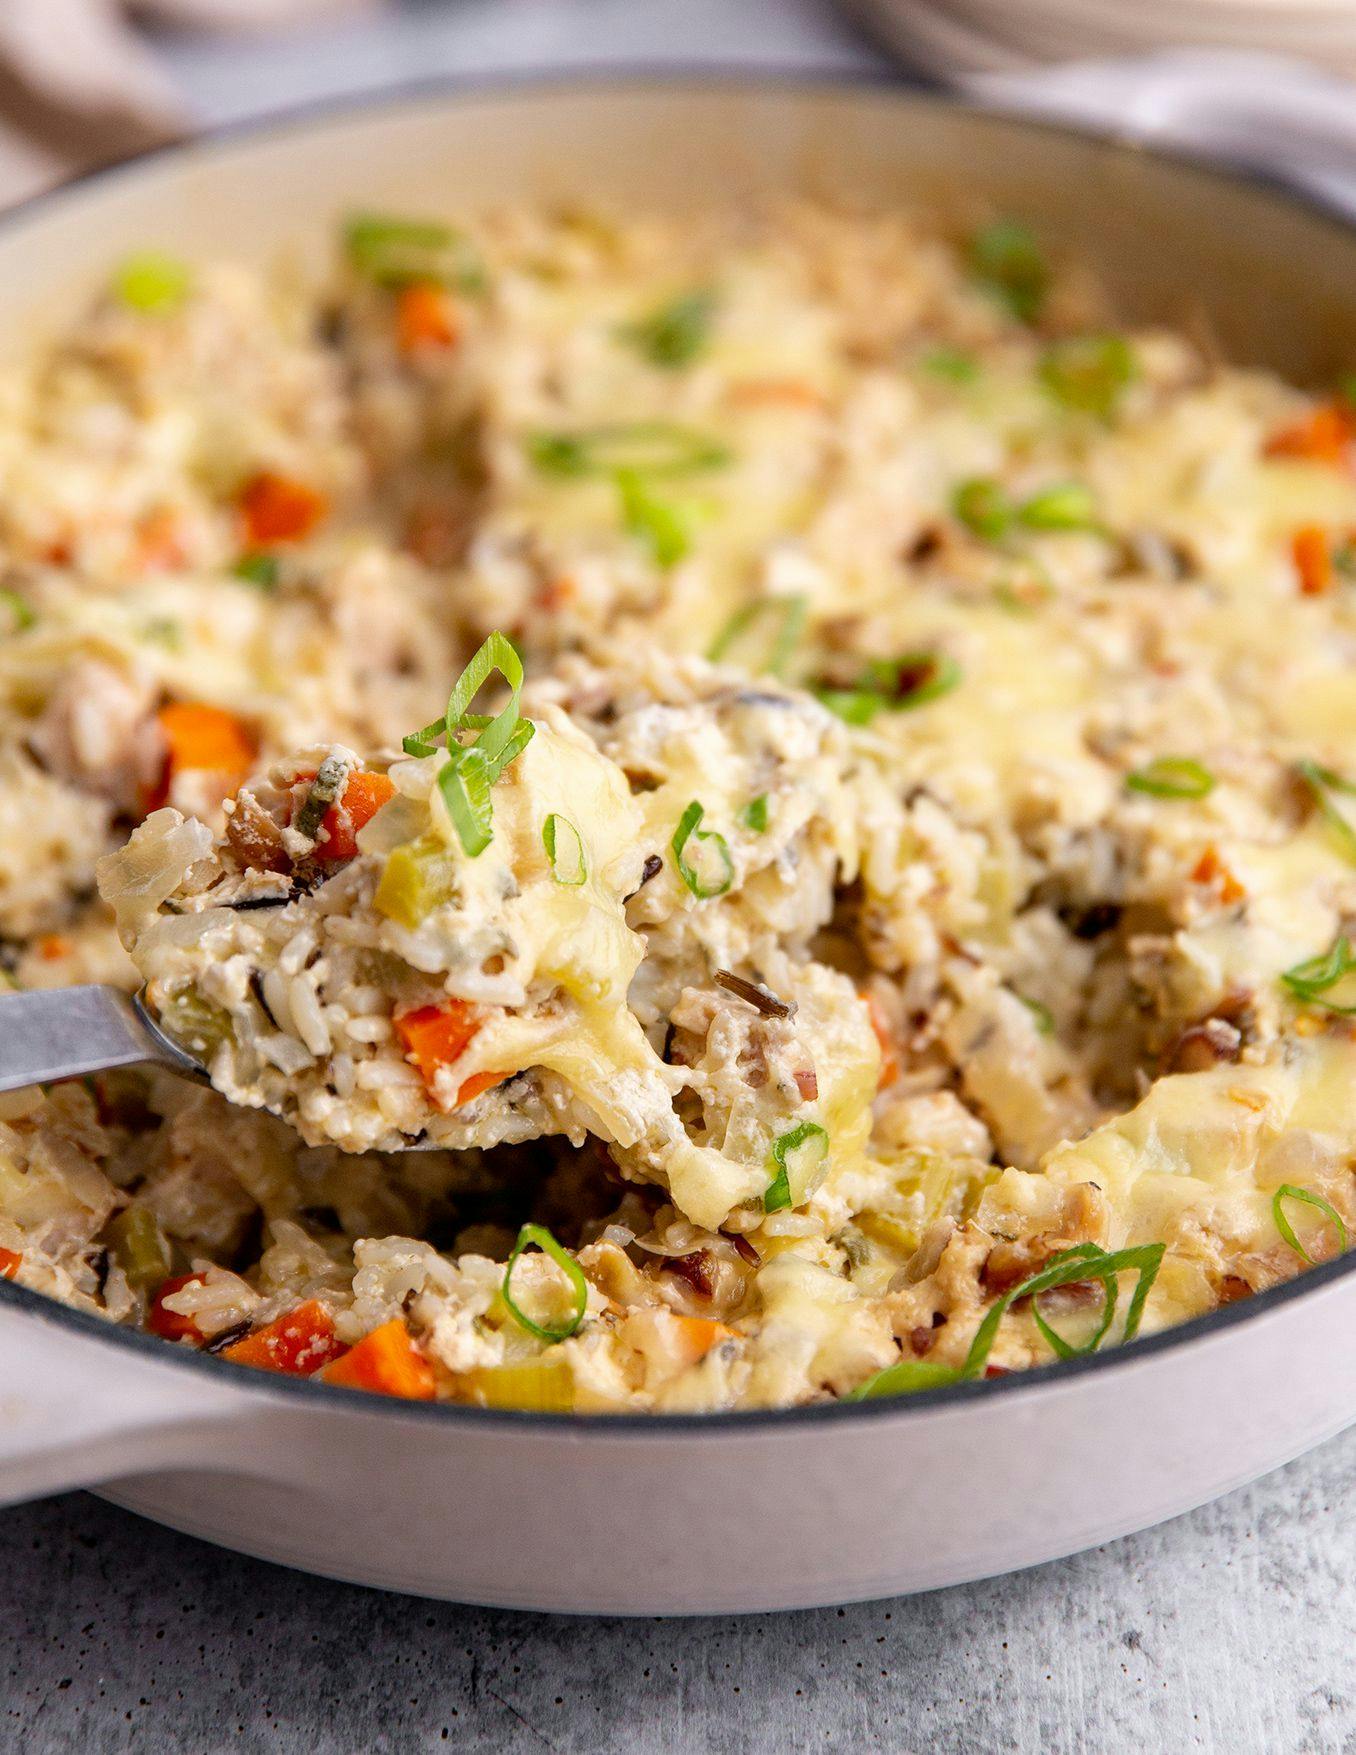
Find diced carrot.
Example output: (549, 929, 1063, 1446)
(36, 934, 70, 962)
(317, 770, 396, 862)
(864, 991, 900, 1090)
(671, 1314, 735, 1367)
(136, 506, 185, 571)
(455, 1068, 509, 1106)
(157, 702, 256, 782)
(727, 378, 824, 409)
(319, 1318, 437, 1400)
(239, 472, 328, 546)
(536, 574, 578, 613)
(1264, 401, 1356, 467)
(395, 282, 458, 354)
(220, 1299, 347, 1377)
(396, 1000, 482, 1084)
(0, 1247, 20, 1280)
(1191, 846, 1246, 905)
(147, 1272, 207, 1344)
(1293, 525, 1335, 596)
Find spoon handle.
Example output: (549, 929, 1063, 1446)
(0, 985, 202, 1093)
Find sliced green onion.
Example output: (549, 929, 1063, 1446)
(1297, 758, 1356, 864)
(967, 219, 1049, 323)
(1019, 995, 1055, 1035)
(764, 1120, 830, 1213)
(621, 288, 716, 369)
(672, 800, 734, 899)
(1039, 334, 1136, 420)
(501, 1222, 589, 1343)
(1280, 936, 1356, 1013)
(707, 595, 807, 678)
(953, 477, 1015, 542)
(343, 212, 485, 292)
(921, 345, 980, 384)
(526, 423, 730, 479)
(113, 252, 192, 315)
(233, 552, 280, 592)
(403, 633, 534, 857)
(738, 794, 769, 834)
(816, 653, 961, 727)
(848, 1240, 1165, 1400)
(0, 588, 34, 631)
(1018, 480, 1099, 532)
(1125, 757, 1215, 799)
(1028, 1244, 1119, 1360)
(1272, 1184, 1349, 1264)
(616, 469, 692, 568)
(542, 813, 587, 885)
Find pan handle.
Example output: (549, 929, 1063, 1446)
(0, 1294, 258, 1507)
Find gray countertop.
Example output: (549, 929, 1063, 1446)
(3, 1427, 1354, 1752)
(3, 6, 1352, 1750)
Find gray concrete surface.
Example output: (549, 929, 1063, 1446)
(2, 8, 1348, 1753)
(2, 1424, 1354, 1753)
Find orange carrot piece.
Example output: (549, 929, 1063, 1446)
(395, 282, 458, 354)
(1293, 526, 1334, 597)
(36, 934, 70, 962)
(1265, 401, 1356, 467)
(317, 770, 396, 862)
(396, 1000, 482, 1084)
(1191, 846, 1246, 905)
(239, 472, 328, 546)
(454, 1069, 509, 1106)
(136, 506, 186, 571)
(157, 702, 257, 781)
(319, 1319, 437, 1400)
(0, 1248, 20, 1280)
(672, 1314, 735, 1366)
(864, 992, 900, 1090)
(220, 1299, 347, 1377)
(147, 1272, 207, 1344)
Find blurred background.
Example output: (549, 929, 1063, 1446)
(8, 0, 1356, 211)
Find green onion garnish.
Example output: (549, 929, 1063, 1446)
(672, 800, 734, 899)
(1017, 480, 1099, 532)
(953, 476, 1099, 540)
(113, 252, 192, 315)
(953, 477, 1014, 542)
(1038, 334, 1136, 420)
(816, 652, 961, 727)
(233, 552, 280, 592)
(501, 1222, 588, 1343)
(542, 813, 587, 886)
(848, 1240, 1165, 1399)
(621, 288, 716, 369)
(764, 1120, 830, 1213)
(343, 212, 485, 292)
(1297, 758, 1356, 864)
(1272, 1184, 1349, 1264)
(1125, 757, 1215, 799)
(738, 794, 769, 834)
(1020, 995, 1055, 1035)
(0, 588, 34, 631)
(967, 220, 1049, 324)
(921, 345, 980, 384)
(1280, 936, 1356, 1013)
(527, 422, 730, 479)
(707, 595, 807, 679)
(402, 632, 534, 858)
(616, 469, 692, 568)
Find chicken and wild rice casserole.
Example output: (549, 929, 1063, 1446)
(3, 202, 1356, 1409)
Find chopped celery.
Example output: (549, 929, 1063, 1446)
(465, 1355, 574, 1412)
(373, 836, 458, 929)
(107, 1204, 171, 1292)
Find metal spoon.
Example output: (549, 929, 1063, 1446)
(0, 985, 209, 1092)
